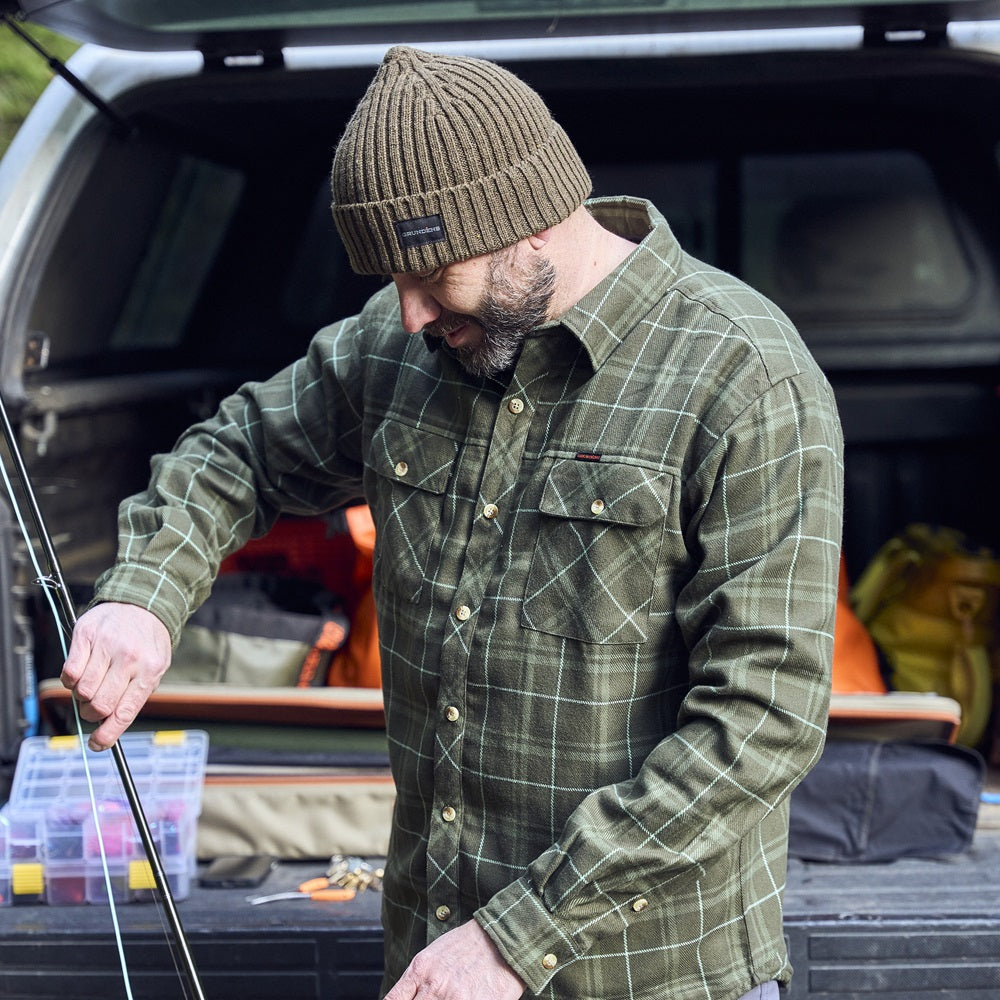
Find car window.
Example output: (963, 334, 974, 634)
(26, 140, 247, 374)
(21, 120, 989, 382)
(742, 150, 974, 320)
(109, 157, 244, 351)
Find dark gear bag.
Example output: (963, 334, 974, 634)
(788, 739, 984, 863)
(169, 572, 349, 688)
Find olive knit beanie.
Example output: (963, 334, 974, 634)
(330, 45, 592, 275)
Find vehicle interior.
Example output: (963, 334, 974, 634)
(7, 42, 1000, 730)
(5, 24, 1000, 996)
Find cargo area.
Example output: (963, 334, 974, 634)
(5, 46, 1000, 653)
(3, 36, 1000, 998)
(2, 823, 999, 999)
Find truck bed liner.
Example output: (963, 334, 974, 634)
(3, 806, 999, 999)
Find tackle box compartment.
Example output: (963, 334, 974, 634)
(0, 729, 207, 906)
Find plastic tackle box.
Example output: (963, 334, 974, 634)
(0, 729, 208, 906)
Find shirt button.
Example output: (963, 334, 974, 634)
(455, 605, 471, 622)
(442, 806, 457, 822)
(482, 503, 499, 520)
(394, 461, 408, 477)
(508, 398, 525, 414)
(632, 898, 649, 913)
(541, 954, 558, 970)
(591, 499, 606, 515)
(435, 905, 452, 922)
(445, 706, 460, 723)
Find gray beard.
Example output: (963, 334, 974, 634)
(453, 252, 556, 379)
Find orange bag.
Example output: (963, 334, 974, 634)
(326, 505, 380, 689)
(220, 505, 381, 689)
(832, 555, 886, 694)
(829, 553, 962, 744)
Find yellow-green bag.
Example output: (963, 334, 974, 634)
(851, 524, 1000, 747)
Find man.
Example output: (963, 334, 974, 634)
(63, 46, 843, 1000)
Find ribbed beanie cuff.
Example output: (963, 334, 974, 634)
(331, 46, 592, 275)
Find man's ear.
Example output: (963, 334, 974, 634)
(527, 228, 553, 251)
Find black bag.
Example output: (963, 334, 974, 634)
(788, 739, 984, 862)
(169, 572, 350, 688)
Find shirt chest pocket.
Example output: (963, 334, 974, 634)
(522, 460, 673, 644)
(365, 418, 458, 603)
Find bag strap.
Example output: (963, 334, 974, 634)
(296, 617, 350, 688)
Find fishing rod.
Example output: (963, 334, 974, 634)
(0, 391, 206, 1000)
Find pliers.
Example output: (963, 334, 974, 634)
(248, 882, 357, 905)
(246, 856, 383, 905)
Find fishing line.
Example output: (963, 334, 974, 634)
(0, 396, 205, 999)
(0, 442, 136, 996)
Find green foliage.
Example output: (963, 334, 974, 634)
(0, 21, 79, 157)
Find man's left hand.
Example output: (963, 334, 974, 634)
(383, 919, 525, 1000)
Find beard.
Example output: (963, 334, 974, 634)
(425, 248, 556, 379)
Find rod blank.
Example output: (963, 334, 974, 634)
(0, 394, 206, 1000)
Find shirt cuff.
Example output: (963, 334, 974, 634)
(475, 876, 579, 995)
(91, 563, 192, 648)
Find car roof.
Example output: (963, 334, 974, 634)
(7, 0, 1000, 54)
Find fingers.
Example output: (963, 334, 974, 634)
(61, 603, 172, 751)
(382, 921, 525, 1000)
(84, 675, 158, 752)
(381, 969, 416, 1000)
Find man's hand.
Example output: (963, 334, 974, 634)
(384, 919, 525, 1000)
(61, 602, 172, 751)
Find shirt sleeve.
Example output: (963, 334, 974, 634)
(476, 370, 844, 993)
(91, 317, 369, 643)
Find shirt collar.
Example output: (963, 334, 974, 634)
(417, 198, 683, 374)
(558, 197, 683, 371)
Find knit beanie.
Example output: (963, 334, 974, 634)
(330, 45, 592, 275)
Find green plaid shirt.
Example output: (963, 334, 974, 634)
(96, 198, 844, 1000)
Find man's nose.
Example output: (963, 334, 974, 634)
(392, 274, 442, 333)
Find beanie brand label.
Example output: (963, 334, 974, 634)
(395, 214, 447, 250)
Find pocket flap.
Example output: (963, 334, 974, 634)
(539, 459, 672, 526)
(367, 419, 458, 495)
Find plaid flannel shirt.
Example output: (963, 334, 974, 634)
(95, 198, 844, 1000)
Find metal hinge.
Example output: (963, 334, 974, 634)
(22, 409, 57, 458)
(23, 332, 49, 373)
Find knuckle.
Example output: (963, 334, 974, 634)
(76, 701, 102, 723)
(407, 957, 445, 994)
(73, 677, 99, 702)
(60, 660, 83, 685)
(87, 691, 116, 718)
(110, 704, 137, 730)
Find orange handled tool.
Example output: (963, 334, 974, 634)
(248, 887, 357, 905)
(298, 876, 337, 893)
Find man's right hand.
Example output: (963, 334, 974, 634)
(61, 602, 172, 751)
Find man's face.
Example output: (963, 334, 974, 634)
(392, 243, 555, 379)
